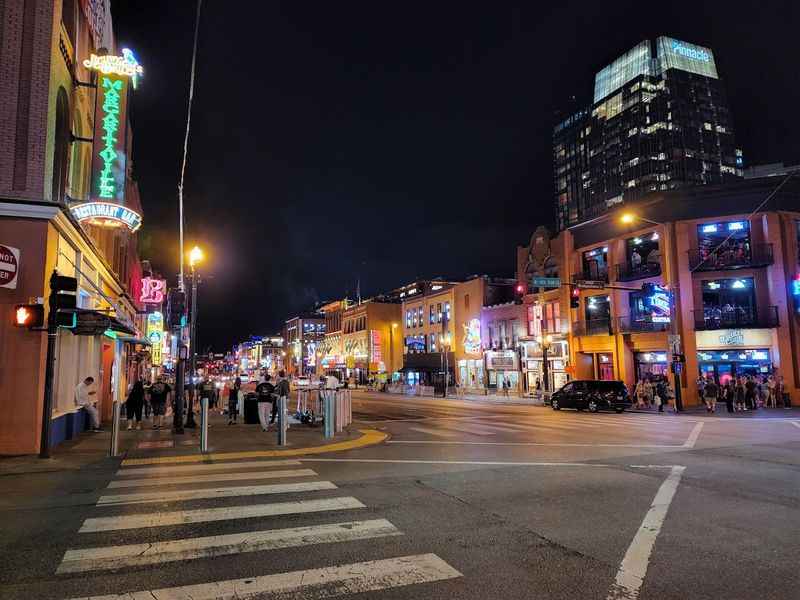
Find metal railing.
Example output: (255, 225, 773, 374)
(693, 305, 779, 330)
(688, 243, 774, 271)
(572, 267, 609, 284)
(615, 261, 661, 282)
(571, 318, 613, 336)
(615, 316, 670, 334)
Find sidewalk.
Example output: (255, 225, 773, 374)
(0, 412, 384, 476)
(628, 405, 800, 418)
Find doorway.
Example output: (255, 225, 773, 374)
(100, 342, 114, 422)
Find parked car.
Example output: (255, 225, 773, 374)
(550, 380, 631, 413)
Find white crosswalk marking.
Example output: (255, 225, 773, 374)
(106, 468, 317, 489)
(59, 519, 402, 573)
(65, 553, 462, 599)
(80, 497, 367, 533)
(97, 480, 337, 506)
(115, 459, 302, 477)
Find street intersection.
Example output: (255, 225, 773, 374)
(1, 392, 799, 599)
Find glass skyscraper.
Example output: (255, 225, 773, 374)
(554, 37, 742, 231)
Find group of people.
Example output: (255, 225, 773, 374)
(74, 375, 173, 432)
(697, 373, 789, 413)
(633, 376, 673, 412)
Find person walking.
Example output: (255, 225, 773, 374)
(655, 379, 667, 413)
(255, 374, 276, 432)
(75, 376, 101, 432)
(744, 376, 757, 411)
(734, 376, 746, 412)
(723, 381, 735, 413)
(227, 378, 241, 425)
(767, 374, 777, 408)
(148, 376, 172, 429)
(704, 378, 718, 413)
(125, 380, 145, 430)
(634, 379, 646, 409)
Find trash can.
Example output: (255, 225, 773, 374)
(243, 392, 260, 424)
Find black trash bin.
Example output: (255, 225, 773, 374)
(243, 392, 260, 424)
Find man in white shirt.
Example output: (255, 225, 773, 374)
(75, 376, 100, 431)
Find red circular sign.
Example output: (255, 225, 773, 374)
(0, 245, 19, 288)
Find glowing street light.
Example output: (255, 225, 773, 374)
(189, 245, 204, 268)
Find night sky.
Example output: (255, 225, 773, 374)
(111, 1, 800, 351)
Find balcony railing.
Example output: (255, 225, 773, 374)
(688, 243, 774, 271)
(572, 267, 609, 284)
(615, 316, 671, 334)
(615, 261, 661, 282)
(693, 305, 779, 330)
(572, 318, 613, 336)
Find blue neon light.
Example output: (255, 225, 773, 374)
(702, 224, 718, 233)
(672, 41, 710, 63)
(727, 221, 746, 231)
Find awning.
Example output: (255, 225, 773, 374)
(69, 309, 137, 337)
(117, 335, 152, 346)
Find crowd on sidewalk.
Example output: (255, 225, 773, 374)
(696, 373, 791, 414)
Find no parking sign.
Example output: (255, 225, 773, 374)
(0, 244, 20, 289)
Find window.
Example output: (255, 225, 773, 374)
(418, 307, 423, 327)
(444, 302, 451, 325)
(429, 333, 437, 352)
(701, 278, 756, 325)
(510, 319, 519, 348)
(626, 232, 660, 272)
(696, 221, 751, 268)
(582, 246, 608, 280)
(464, 294, 470, 311)
(429, 305, 435, 324)
(406, 310, 412, 328)
(544, 301, 561, 333)
(585, 295, 611, 322)
(437, 303, 442, 323)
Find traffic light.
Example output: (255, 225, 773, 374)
(50, 273, 78, 328)
(168, 289, 186, 328)
(514, 283, 525, 304)
(570, 287, 580, 309)
(13, 304, 44, 328)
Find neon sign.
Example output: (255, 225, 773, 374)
(140, 277, 166, 304)
(83, 49, 143, 87)
(146, 311, 164, 366)
(671, 41, 710, 63)
(71, 201, 142, 232)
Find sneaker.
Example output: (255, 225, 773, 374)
(127, 424, 132, 430)
(137, 423, 142, 430)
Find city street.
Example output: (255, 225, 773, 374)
(1, 392, 799, 599)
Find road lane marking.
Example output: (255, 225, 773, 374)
(408, 426, 461, 438)
(60, 519, 402, 573)
(682, 422, 704, 448)
(120, 428, 388, 466)
(96, 481, 337, 506)
(434, 422, 504, 436)
(791, 421, 800, 429)
(65, 553, 462, 599)
(106, 469, 318, 489)
(80, 497, 366, 533)
(302, 458, 614, 467)
(116, 459, 303, 477)
(606, 465, 685, 600)
(387, 440, 685, 448)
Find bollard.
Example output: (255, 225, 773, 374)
(324, 390, 335, 439)
(110, 400, 122, 457)
(200, 397, 209, 453)
(278, 396, 287, 446)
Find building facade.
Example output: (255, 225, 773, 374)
(558, 176, 800, 406)
(555, 37, 742, 231)
(318, 299, 351, 378)
(0, 1, 148, 454)
(341, 300, 402, 384)
(284, 312, 325, 377)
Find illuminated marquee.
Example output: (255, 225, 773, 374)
(77, 49, 143, 232)
(140, 277, 166, 304)
(70, 201, 142, 232)
(146, 311, 164, 366)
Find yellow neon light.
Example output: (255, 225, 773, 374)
(83, 52, 143, 80)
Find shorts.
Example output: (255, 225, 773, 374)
(152, 401, 166, 416)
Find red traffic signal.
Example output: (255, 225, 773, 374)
(570, 287, 580, 309)
(14, 304, 44, 328)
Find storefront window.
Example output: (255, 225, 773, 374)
(635, 351, 668, 381)
(582, 246, 609, 280)
(697, 349, 771, 384)
(701, 278, 756, 327)
(544, 302, 561, 333)
(626, 232, 660, 273)
(696, 221, 751, 269)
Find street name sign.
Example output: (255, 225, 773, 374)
(574, 279, 605, 289)
(532, 276, 561, 288)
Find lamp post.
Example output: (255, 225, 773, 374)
(620, 212, 684, 412)
(439, 332, 451, 398)
(536, 333, 553, 392)
(185, 245, 203, 428)
(390, 323, 397, 383)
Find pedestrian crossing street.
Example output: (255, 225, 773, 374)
(59, 458, 462, 598)
(399, 413, 695, 441)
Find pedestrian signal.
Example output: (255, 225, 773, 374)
(14, 304, 44, 328)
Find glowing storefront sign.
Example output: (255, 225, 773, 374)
(70, 201, 142, 231)
(463, 318, 481, 355)
(75, 49, 143, 232)
(146, 311, 164, 366)
(140, 277, 166, 304)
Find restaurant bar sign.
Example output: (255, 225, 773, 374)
(147, 311, 164, 366)
(71, 49, 143, 233)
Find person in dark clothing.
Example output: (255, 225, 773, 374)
(126, 380, 145, 430)
(255, 375, 276, 432)
(655, 380, 667, 413)
(228, 378, 241, 425)
(744, 377, 757, 410)
(723, 381, 735, 413)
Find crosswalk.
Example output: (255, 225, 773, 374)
(397, 413, 693, 440)
(59, 458, 462, 598)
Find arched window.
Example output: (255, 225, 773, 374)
(51, 87, 71, 203)
(61, 0, 76, 44)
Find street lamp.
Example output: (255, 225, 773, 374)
(186, 245, 203, 428)
(619, 212, 684, 412)
(439, 333, 452, 398)
(390, 323, 398, 382)
(536, 333, 553, 392)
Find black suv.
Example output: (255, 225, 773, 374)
(550, 380, 631, 413)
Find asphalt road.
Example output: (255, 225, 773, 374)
(2, 391, 799, 599)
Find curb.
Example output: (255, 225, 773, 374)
(121, 429, 389, 466)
